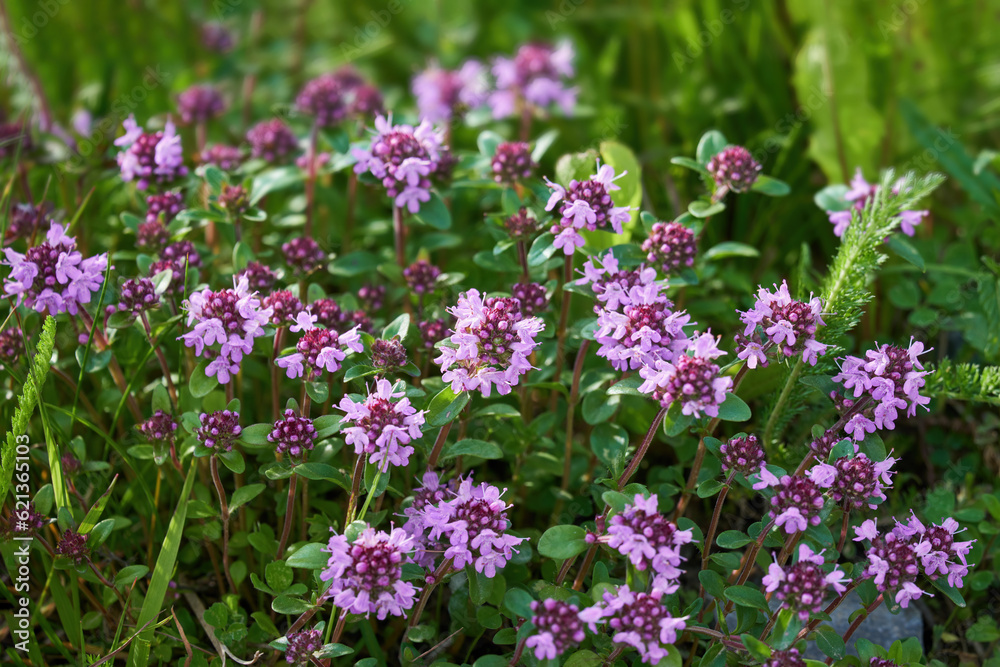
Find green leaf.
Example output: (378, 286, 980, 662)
(751, 175, 791, 196)
(503, 588, 534, 619)
(600, 140, 642, 223)
(114, 565, 149, 589)
(240, 423, 273, 447)
(698, 570, 726, 599)
(670, 156, 709, 174)
(716, 530, 753, 549)
(696, 130, 728, 164)
(531, 129, 559, 162)
(415, 192, 452, 230)
(250, 166, 302, 205)
(591, 423, 628, 477)
(607, 376, 644, 396)
(716, 394, 751, 422)
(688, 200, 726, 218)
(442, 439, 503, 461)
(425, 386, 469, 427)
(564, 651, 602, 667)
(316, 643, 354, 659)
(527, 232, 557, 267)
(886, 234, 925, 271)
(272, 595, 312, 615)
(78, 476, 118, 533)
(742, 635, 773, 661)
(815, 625, 846, 659)
(190, 360, 219, 398)
(329, 251, 380, 277)
(218, 449, 245, 474)
(382, 313, 410, 341)
(265, 561, 294, 593)
(814, 184, 850, 211)
(231, 484, 266, 511)
(293, 463, 351, 491)
(286, 543, 328, 569)
(724, 585, 769, 610)
(930, 577, 966, 607)
(555, 149, 599, 187)
(703, 242, 760, 261)
(538, 525, 589, 560)
(477, 130, 504, 158)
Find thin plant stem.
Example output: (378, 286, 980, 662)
(554, 340, 590, 519)
(357, 469, 382, 523)
(393, 205, 406, 271)
(426, 421, 453, 470)
(277, 473, 298, 558)
(345, 454, 366, 524)
(837, 509, 851, 552)
(209, 456, 237, 594)
(549, 254, 574, 412)
(700, 472, 734, 586)
(408, 558, 454, 628)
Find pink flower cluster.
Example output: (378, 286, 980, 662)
(638, 332, 733, 418)
(490, 42, 577, 118)
(736, 280, 828, 369)
(412, 61, 488, 123)
(825, 168, 929, 237)
(353, 115, 445, 213)
(275, 317, 363, 381)
(604, 494, 694, 592)
(594, 281, 690, 372)
(579, 586, 686, 666)
(762, 544, 850, 621)
(338, 378, 426, 472)
(115, 115, 188, 190)
(544, 162, 633, 254)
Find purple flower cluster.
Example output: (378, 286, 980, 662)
(146, 191, 185, 225)
(358, 284, 386, 311)
(763, 474, 826, 534)
(196, 409, 242, 452)
(177, 85, 226, 125)
(596, 283, 691, 372)
(719, 434, 767, 480)
(137, 221, 171, 252)
(406, 474, 525, 577)
(217, 184, 249, 215)
(525, 599, 586, 661)
(577, 251, 658, 313)
(56, 530, 89, 564)
(435, 289, 544, 397)
(826, 169, 929, 237)
(200, 143, 243, 171)
(282, 237, 326, 276)
(296, 73, 349, 126)
(371, 338, 408, 375)
(418, 318, 448, 351)
(642, 221, 697, 277)
(490, 42, 577, 118)
(638, 332, 733, 418)
(762, 544, 850, 621)
(338, 379, 425, 472)
(0, 329, 24, 368)
(284, 629, 322, 665)
(353, 115, 445, 213)
(737, 280, 828, 369)
(511, 282, 548, 317)
(579, 586, 686, 666)
(808, 452, 896, 510)
(320, 524, 418, 619)
(263, 290, 304, 327)
(246, 119, 298, 163)
(3, 223, 108, 316)
(276, 321, 363, 380)
(4, 202, 52, 241)
(239, 261, 278, 293)
(113, 277, 160, 316)
(6, 502, 46, 536)
(706, 146, 761, 195)
(492, 141, 536, 185)
(605, 494, 694, 591)
(412, 61, 488, 123)
(137, 410, 178, 446)
(179, 276, 273, 383)
(503, 207, 538, 241)
(267, 409, 317, 459)
(544, 162, 633, 254)
(832, 339, 931, 440)
(403, 259, 440, 295)
(854, 513, 973, 607)
(115, 115, 188, 189)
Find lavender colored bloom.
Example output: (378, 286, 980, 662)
(511, 282, 548, 317)
(162, 240, 202, 269)
(0, 329, 24, 368)
(595, 283, 690, 371)
(115, 115, 188, 190)
(353, 114, 445, 214)
(720, 434, 767, 480)
(284, 629, 322, 665)
(114, 277, 160, 315)
(762, 475, 826, 534)
(577, 251, 658, 313)
(492, 141, 536, 185)
(239, 261, 278, 293)
(737, 280, 828, 368)
(338, 378, 425, 472)
(490, 42, 577, 118)
(7, 501, 46, 536)
(706, 146, 761, 195)
(263, 290, 304, 327)
(296, 74, 348, 127)
(320, 524, 418, 619)
(137, 410, 178, 447)
(56, 529, 89, 564)
(148, 258, 195, 298)
(605, 494, 694, 591)
(765, 648, 807, 667)
(196, 409, 242, 452)
(417, 475, 525, 577)
(824, 169, 929, 237)
(642, 221, 697, 276)
(807, 452, 896, 510)
(544, 161, 633, 254)
(246, 119, 298, 163)
(310, 298, 373, 335)
(3, 223, 108, 316)
(137, 221, 171, 253)
(418, 318, 448, 351)
(371, 338, 408, 375)
(809, 428, 842, 459)
(201, 22, 234, 52)
(412, 60, 488, 123)
(200, 143, 243, 171)
(435, 290, 544, 397)
(217, 184, 249, 215)
(832, 339, 931, 441)
(579, 586, 686, 666)
(638, 332, 733, 418)
(401, 471, 460, 569)
(275, 321, 363, 381)
(762, 544, 850, 621)
(525, 599, 586, 661)
(268, 409, 317, 459)
(403, 259, 441, 295)
(282, 237, 326, 276)
(179, 276, 273, 383)
(146, 191, 185, 225)
(502, 207, 538, 241)
(358, 283, 386, 311)
(5, 201, 52, 241)
(177, 85, 226, 125)
(869, 659, 899, 667)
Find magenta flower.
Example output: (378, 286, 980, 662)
(137, 410, 178, 447)
(490, 42, 577, 118)
(401, 471, 460, 569)
(524, 599, 586, 661)
(195, 409, 242, 452)
(338, 378, 426, 472)
(115, 115, 188, 190)
(706, 146, 762, 195)
(246, 119, 298, 163)
(403, 259, 441, 295)
(267, 409, 317, 459)
(145, 191, 185, 225)
(807, 452, 896, 510)
(719, 434, 769, 482)
(352, 114, 445, 214)
(737, 280, 828, 368)
(824, 169, 929, 237)
(544, 161, 633, 254)
(435, 290, 544, 397)
(642, 221, 697, 277)
(275, 318, 363, 381)
(112, 277, 160, 316)
(263, 290, 304, 328)
(320, 524, 418, 620)
(3, 223, 108, 316)
(178, 276, 273, 383)
(638, 332, 733, 418)
(761, 475, 826, 534)
(296, 73, 348, 127)
(200, 143, 243, 171)
(577, 250, 659, 313)
(177, 85, 226, 125)
(596, 282, 691, 372)
(4, 201, 52, 241)
(511, 282, 548, 317)
(604, 494, 694, 592)
(239, 261, 278, 293)
(579, 586, 686, 666)
(136, 220, 171, 253)
(284, 629, 322, 665)
(412, 60, 488, 123)
(492, 141, 536, 185)
(282, 237, 326, 276)
(762, 544, 850, 621)
(0, 329, 24, 368)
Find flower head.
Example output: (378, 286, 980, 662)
(353, 114, 445, 214)
(296, 73, 349, 127)
(56, 529, 89, 564)
(412, 60, 488, 123)
(268, 409, 317, 459)
(145, 191, 185, 225)
(762, 544, 850, 621)
(511, 282, 548, 317)
(579, 586, 686, 665)
(419, 318, 448, 351)
(435, 290, 544, 397)
(284, 629, 322, 665)
(239, 261, 278, 293)
(596, 282, 690, 372)
(338, 378, 425, 472)
(112, 277, 160, 316)
(605, 494, 694, 591)
(115, 115, 188, 189)
(358, 283, 386, 311)
(403, 259, 441, 295)
(282, 237, 326, 276)
(642, 221, 697, 276)
(263, 290, 304, 328)
(706, 146, 761, 195)
(544, 161, 633, 254)
(737, 280, 828, 368)
(137, 410, 178, 447)
(246, 119, 298, 163)
(765, 649, 807, 667)
(824, 169, 929, 237)
(490, 42, 577, 118)
(4, 201, 53, 241)
(320, 525, 418, 620)
(196, 409, 242, 452)
(3, 223, 108, 316)
(137, 221, 171, 253)
(275, 321, 363, 381)
(492, 141, 536, 185)
(177, 85, 226, 125)
(502, 207, 538, 242)
(577, 251, 659, 313)
(720, 434, 767, 479)
(525, 599, 586, 661)
(638, 332, 732, 418)
(371, 338, 408, 375)
(0, 328, 24, 368)
(766, 475, 826, 534)
(808, 452, 896, 510)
